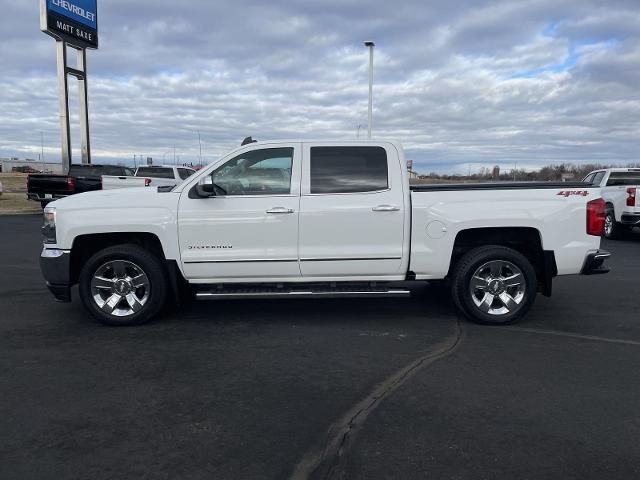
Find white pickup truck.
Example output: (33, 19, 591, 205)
(101, 165, 196, 190)
(582, 168, 640, 239)
(39, 140, 610, 326)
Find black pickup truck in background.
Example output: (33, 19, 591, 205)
(28, 164, 135, 208)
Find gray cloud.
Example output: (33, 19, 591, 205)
(0, 0, 639, 173)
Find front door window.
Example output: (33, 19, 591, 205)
(211, 148, 293, 196)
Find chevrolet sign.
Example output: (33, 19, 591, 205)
(40, 0, 99, 49)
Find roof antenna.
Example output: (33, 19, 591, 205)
(241, 136, 257, 146)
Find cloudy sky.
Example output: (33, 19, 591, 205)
(1, 0, 639, 173)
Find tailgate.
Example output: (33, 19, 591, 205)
(27, 175, 71, 195)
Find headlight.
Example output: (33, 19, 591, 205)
(42, 206, 57, 244)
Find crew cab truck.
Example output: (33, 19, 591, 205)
(101, 166, 196, 190)
(28, 164, 135, 208)
(39, 140, 610, 326)
(582, 168, 640, 239)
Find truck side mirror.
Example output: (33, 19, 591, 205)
(195, 176, 215, 197)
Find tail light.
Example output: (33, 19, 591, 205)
(144, 178, 152, 187)
(627, 188, 636, 207)
(586, 198, 605, 236)
(66, 176, 75, 192)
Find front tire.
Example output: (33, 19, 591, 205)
(451, 246, 537, 325)
(604, 209, 628, 239)
(78, 244, 167, 326)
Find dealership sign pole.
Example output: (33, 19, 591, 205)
(40, 0, 98, 173)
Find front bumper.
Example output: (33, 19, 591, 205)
(40, 248, 72, 302)
(581, 250, 611, 275)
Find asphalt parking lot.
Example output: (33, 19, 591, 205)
(1, 214, 639, 480)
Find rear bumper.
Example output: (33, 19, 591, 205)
(27, 193, 68, 203)
(581, 250, 611, 275)
(40, 248, 72, 302)
(620, 213, 640, 225)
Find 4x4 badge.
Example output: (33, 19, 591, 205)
(557, 190, 589, 197)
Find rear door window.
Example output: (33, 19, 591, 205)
(136, 167, 175, 179)
(606, 171, 640, 186)
(309, 146, 388, 194)
(69, 166, 107, 177)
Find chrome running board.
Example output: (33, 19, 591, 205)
(195, 287, 411, 301)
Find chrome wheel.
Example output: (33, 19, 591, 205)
(469, 260, 526, 316)
(90, 260, 150, 317)
(604, 213, 613, 237)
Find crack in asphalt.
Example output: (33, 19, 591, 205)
(290, 317, 464, 480)
(498, 326, 640, 347)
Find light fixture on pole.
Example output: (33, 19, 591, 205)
(364, 41, 375, 139)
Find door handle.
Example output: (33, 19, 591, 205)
(372, 205, 400, 212)
(266, 207, 295, 214)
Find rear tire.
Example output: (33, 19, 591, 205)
(78, 244, 167, 326)
(40, 201, 49, 209)
(451, 246, 537, 325)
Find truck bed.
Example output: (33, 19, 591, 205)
(102, 175, 150, 190)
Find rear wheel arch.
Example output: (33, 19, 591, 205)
(605, 202, 615, 217)
(451, 245, 538, 325)
(448, 227, 554, 296)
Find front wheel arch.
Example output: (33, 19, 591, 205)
(78, 244, 168, 326)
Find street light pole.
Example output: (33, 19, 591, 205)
(364, 41, 375, 139)
(40, 131, 45, 171)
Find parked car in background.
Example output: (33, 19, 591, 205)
(583, 168, 640, 239)
(13, 166, 42, 174)
(28, 164, 135, 208)
(102, 165, 196, 190)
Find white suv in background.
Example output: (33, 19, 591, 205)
(102, 166, 197, 190)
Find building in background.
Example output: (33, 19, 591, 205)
(0, 158, 63, 174)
